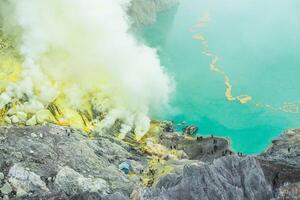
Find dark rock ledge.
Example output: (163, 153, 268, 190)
(0, 125, 299, 200)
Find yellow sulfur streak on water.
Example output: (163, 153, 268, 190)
(191, 14, 300, 113)
(191, 14, 252, 104)
(256, 101, 300, 114)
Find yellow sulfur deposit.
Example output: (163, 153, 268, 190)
(0, 58, 22, 83)
(0, 0, 172, 139)
(0, 37, 22, 92)
(191, 14, 252, 105)
(142, 157, 174, 187)
(0, 45, 94, 132)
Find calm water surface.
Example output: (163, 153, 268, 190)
(141, 0, 300, 154)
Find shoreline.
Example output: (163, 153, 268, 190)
(0, 124, 299, 199)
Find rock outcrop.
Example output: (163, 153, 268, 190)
(260, 128, 300, 167)
(0, 125, 299, 199)
(159, 132, 232, 163)
(0, 125, 147, 199)
(138, 129, 300, 200)
(128, 0, 179, 27)
(141, 156, 273, 200)
(258, 128, 300, 199)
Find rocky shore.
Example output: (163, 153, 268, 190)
(128, 0, 179, 27)
(0, 124, 299, 200)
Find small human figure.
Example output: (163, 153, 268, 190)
(272, 172, 280, 187)
(213, 145, 218, 152)
(66, 129, 71, 136)
(159, 134, 163, 140)
(149, 169, 156, 176)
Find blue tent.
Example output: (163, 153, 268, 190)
(119, 162, 130, 174)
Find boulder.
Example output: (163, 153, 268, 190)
(8, 164, 49, 196)
(141, 156, 273, 200)
(54, 166, 109, 195)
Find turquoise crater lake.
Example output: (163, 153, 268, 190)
(141, 0, 300, 154)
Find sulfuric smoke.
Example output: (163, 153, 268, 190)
(0, 0, 172, 140)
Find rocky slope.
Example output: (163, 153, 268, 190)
(0, 125, 146, 199)
(128, 0, 179, 27)
(259, 128, 300, 199)
(140, 128, 300, 200)
(141, 156, 273, 200)
(0, 125, 299, 200)
(260, 128, 300, 167)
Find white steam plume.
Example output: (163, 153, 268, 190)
(0, 0, 172, 140)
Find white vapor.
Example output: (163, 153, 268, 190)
(0, 0, 172, 139)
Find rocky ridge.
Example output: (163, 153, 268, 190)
(128, 0, 179, 27)
(0, 124, 299, 200)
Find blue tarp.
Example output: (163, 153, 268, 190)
(119, 162, 130, 174)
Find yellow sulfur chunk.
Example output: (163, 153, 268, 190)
(36, 109, 53, 124)
(4, 116, 11, 124)
(26, 116, 37, 126)
(11, 115, 19, 124)
(16, 112, 27, 122)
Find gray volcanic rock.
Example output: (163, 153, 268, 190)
(103, 192, 130, 200)
(256, 158, 300, 192)
(8, 164, 49, 196)
(54, 166, 109, 196)
(260, 128, 300, 167)
(128, 0, 178, 27)
(141, 156, 273, 200)
(273, 182, 300, 200)
(143, 129, 300, 200)
(0, 124, 299, 199)
(0, 125, 147, 199)
(14, 192, 130, 200)
(159, 132, 233, 163)
(258, 128, 300, 199)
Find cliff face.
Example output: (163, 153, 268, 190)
(0, 125, 146, 200)
(0, 125, 299, 200)
(258, 128, 300, 199)
(141, 156, 273, 200)
(139, 129, 300, 200)
(128, 0, 179, 27)
(260, 128, 300, 167)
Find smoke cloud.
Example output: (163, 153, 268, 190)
(0, 0, 172, 140)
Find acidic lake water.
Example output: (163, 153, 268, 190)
(141, 0, 300, 154)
